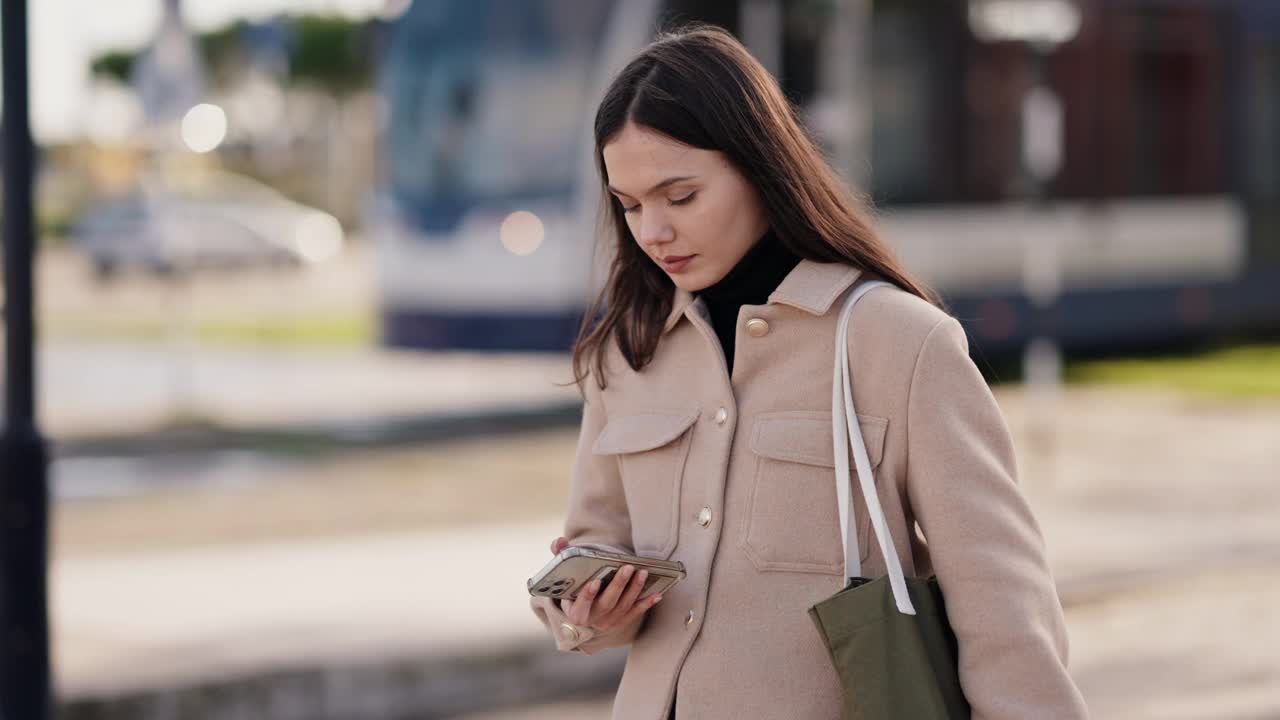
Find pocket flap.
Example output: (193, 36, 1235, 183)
(750, 411, 887, 469)
(591, 409, 700, 455)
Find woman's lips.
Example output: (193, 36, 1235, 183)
(660, 255, 695, 273)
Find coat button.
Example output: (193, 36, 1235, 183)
(713, 407, 728, 425)
(698, 507, 713, 527)
(685, 610, 695, 626)
(745, 318, 770, 337)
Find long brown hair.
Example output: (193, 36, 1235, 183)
(572, 24, 937, 394)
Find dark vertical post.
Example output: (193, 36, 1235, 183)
(0, 0, 53, 716)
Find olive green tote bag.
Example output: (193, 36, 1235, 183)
(807, 280, 971, 719)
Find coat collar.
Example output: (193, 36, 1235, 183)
(661, 259, 864, 335)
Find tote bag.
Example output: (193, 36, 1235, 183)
(806, 280, 971, 720)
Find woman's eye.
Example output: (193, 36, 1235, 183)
(619, 191, 693, 214)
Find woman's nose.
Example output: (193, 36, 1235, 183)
(637, 208, 672, 247)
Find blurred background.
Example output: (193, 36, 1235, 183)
(3, 0, 1277, 718)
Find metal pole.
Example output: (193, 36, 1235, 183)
(1020, 45, 1064, 489)
(740, 0, 783, 80)
(1, 0, 53, 715)
(824, 0, 872, 191)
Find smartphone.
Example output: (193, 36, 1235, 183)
(528, 545, 686, 603)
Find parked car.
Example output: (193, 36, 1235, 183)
(73, 170, 345, 279)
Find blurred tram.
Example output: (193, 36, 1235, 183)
(371, 0, 1280, 359)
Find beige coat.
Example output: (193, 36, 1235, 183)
(530, 260, 1089, 719)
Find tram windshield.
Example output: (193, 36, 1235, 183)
(381, 0, 617, 233)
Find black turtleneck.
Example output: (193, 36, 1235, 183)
(696, 227, 802, 374)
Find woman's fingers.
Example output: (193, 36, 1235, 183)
(616, 588, 663, 626)
(564, 575, 602, 625)
(594, 567, 654, 628)
(551, 537, 568, 555)
(594, 566, 634, 613)
(560, 565, 662, 632)
(615, 566, 648, 614)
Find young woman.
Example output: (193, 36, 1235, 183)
(530, 26, 1088, 720)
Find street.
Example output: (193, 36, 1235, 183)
(51, 383, 1280, 719)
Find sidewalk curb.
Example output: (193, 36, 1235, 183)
(53, 401, 585, 459)
(61, 639, 624, 720)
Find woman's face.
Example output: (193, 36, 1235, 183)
(602, 122, 769, 292)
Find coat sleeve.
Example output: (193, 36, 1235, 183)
(529, 372, 648, 655)
(904, 317, 1089, 719)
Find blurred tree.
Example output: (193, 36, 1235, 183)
(288, 16, 375, 93)
(198, 20, 249, 87)
(88, 15, 378, 95)
(89, 51, 134, 85)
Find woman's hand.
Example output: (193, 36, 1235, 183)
(550, 536, 663, 634)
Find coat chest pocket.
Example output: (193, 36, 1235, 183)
(591, 408, 700, 560)
(740, 410, 888, 575)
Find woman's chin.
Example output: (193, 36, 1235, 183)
(670, 274, 708, 293)
(673, 268, 729, 294)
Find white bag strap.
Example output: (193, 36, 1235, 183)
(832, 279, 917, 615)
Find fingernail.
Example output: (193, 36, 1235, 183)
(652, 594, 663, 603)
(591, 579, 601, 591)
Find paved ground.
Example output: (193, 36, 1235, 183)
(38, 243, 373, 345)
(30, 244, 1280, 718)
(459, 388, 1280, 720)
(462, 564, 1280, 720)
(29, 244, 577, 441)
(53, 428, 583, 548)
(455, 692, 617, 720)
(53, 518, 568, 698)
(38, 342, 577, 441)
(49, 384, 1280, 718)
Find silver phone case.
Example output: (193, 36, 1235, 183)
(528, 546, 686, 602)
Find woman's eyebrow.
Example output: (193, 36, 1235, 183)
(608, 175, 699, 198)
